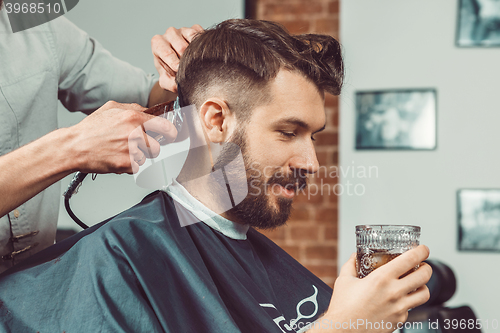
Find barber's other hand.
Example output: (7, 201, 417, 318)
(69, 101, 178, 174)
(151, 25, 204, 92)
(312, 245, 432, 333)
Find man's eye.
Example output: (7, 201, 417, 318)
(279, 131, 296, 138)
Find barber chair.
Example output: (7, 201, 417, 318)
(401, 259, 482, 333)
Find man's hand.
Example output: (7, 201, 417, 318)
(151, 25, 204, 92)
(69, 101, 178, 174)
(309, 245, 432, 333)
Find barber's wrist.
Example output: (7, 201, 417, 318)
(52, 126, 83, 174)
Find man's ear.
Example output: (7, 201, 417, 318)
(199, 98, 235, 143)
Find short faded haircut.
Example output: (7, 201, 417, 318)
(176, 19, 344, 121)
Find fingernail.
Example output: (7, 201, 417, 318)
(155, 135, 166, 144)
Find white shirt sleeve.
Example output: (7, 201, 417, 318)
(51, 16, 157, 114)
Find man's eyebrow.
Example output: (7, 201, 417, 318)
(313, 124, 326, 134)
(272, 117, 326, 134)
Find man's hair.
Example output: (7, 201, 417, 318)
(176, 19, 344, 121)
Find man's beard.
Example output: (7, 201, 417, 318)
(213, 127, 307, 230)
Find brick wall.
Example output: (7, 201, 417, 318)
(247, 0, 340, 287)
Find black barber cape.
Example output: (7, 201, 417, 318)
(0, 191, 332, 332)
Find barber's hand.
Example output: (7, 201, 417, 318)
(312, 245, 432, 333)
(151, 25, 204, 92)
(70, 101, 178, 174)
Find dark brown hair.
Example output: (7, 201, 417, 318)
(176, 19, 344, 120)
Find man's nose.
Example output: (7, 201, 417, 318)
(288, 142, 320, 175)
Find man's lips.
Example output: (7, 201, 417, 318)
(269, 182, 303, 199)
(280, 184, 296, 198)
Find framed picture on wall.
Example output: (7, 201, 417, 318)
(457, 189, 500, 252)
(456, 0, 500, 47)
(355, 89, 437, 150)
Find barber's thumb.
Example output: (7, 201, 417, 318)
(339, 253, 358, 278)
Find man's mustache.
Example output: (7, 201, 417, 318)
(266, 172, 308, 192)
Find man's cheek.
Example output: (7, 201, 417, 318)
(249, 179, 262, 196)
(262, 165, 280, 179)
(248, 161, 262, 178)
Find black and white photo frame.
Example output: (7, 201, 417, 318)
(456, 0, 500, 47)
(355, 89, 437, 150)
(457, 189, 500, 252)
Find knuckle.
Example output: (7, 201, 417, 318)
(128, 129, 141, 141)
(151, 34, 161, 45)
(165, 26, 178, 37)
(182, 27, 196, 38)
(104, 100, 118, 108)
(129, 146, 140, 156)
(191, 24, 203, 34)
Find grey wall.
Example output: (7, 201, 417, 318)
(340, 0, 500, 330)
(57, 0, 243, 229)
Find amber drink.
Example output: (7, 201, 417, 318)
(355, 225, 420, 278)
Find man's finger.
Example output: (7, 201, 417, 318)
(153, 38, 180, 72)
(128, 123, 160, 159)
(191, 24, 204, 33)
(181, 25, 203, 43)
(399, 262, 432, 293)
(338, 253, 358, 278)
(130, 153, 142, 174)
(168, 28, 190, 57)
(141, 115, 178, 144)
(131, 148, 147, 166)
(381, 245, 430, 278)
(404, 285, 431, 310)
(137, 131, 160, 159)
(156, 55, 177, 77)
(159, 74, 177, 94)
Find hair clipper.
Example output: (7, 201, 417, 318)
(63, 97, 184, 229)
